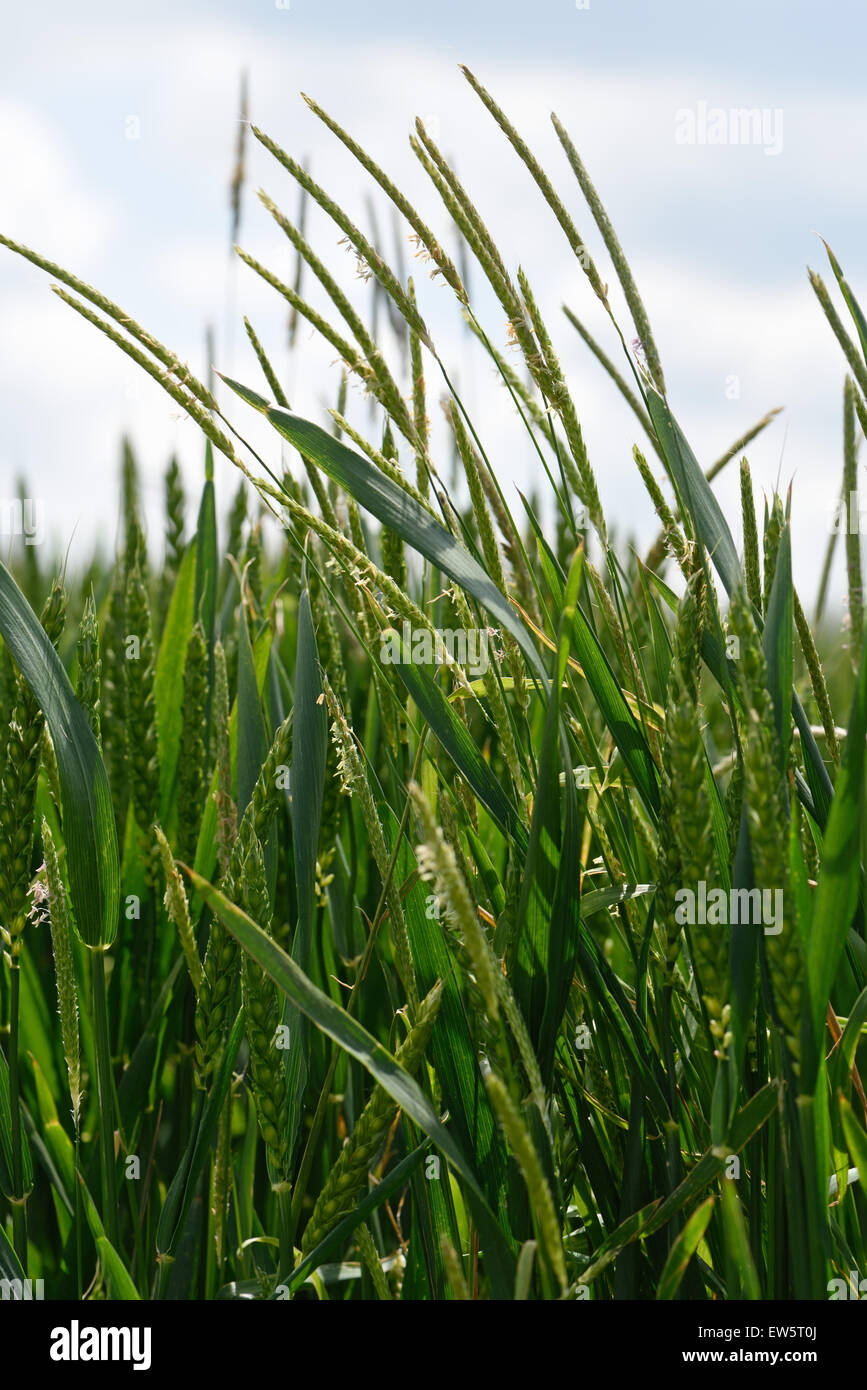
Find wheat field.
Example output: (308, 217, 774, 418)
(1, 68, 866, 1306)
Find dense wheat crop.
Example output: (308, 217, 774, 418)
(1, 69, 867, 1302)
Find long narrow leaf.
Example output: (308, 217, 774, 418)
(0, 561, 119, 946)
(188, 867, 516, 1290)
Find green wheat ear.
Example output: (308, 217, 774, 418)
(125, 560, 160, 848)
(740, 458, 762, 611)
(159, 455, 186, 623)
(410, 781, 499, 1025)
(101, 564, 129, 840)
(793, 589, 839, 765)
(634, 446, 689, 577)
(7, 66, 866, 1303)
(76, 592, 101, 744)
(728, 584, 803, 1073)
(241, 518, 264, 617)
(300, 980, 443, 1255)
(239, 833, 291, 1178)
(0, 577, 66, 957)
(549, 107, 664, 391)
(809, 267, 867, 399)
(177, 621, 209, 864)
(0, 233, 217, 412)
(41, 820, 82, 1128)
(660, 574, 731, 1058)
(252, 121, 431, 349)
(155, 825, 202, 996)
(164, 455, 186, 565)
(212, 641, 237, 881)
(762, 493, 785, 616)
(301, 93, 467, 306)
(843, 376, 863, 659)
(196, 710, 293, 1084)
(485, 1070, 568, 1294)
(324, 676, 418, 1009)
(460, 67, 606, 307)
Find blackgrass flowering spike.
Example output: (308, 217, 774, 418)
(41, 822, 82, 1127)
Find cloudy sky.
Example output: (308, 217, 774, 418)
(1, 0, 865, 609)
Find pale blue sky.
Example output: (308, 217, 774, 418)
(1, 0, 865, 607)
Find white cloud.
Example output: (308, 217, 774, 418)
(0, 19, 863, 612)
(0, 104, 116, 264)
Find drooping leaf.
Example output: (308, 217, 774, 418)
(218, 379, 545, 682)
(571, 601, 660, 814)
(78, 1175, 141, 1300)
(188, 868, 516, 1292)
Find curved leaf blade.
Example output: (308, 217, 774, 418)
(219, 379, 545, 682)
(0, 561, 119, 947)
(385, 628, 528, 853)
(188, 867, 516, 1290)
